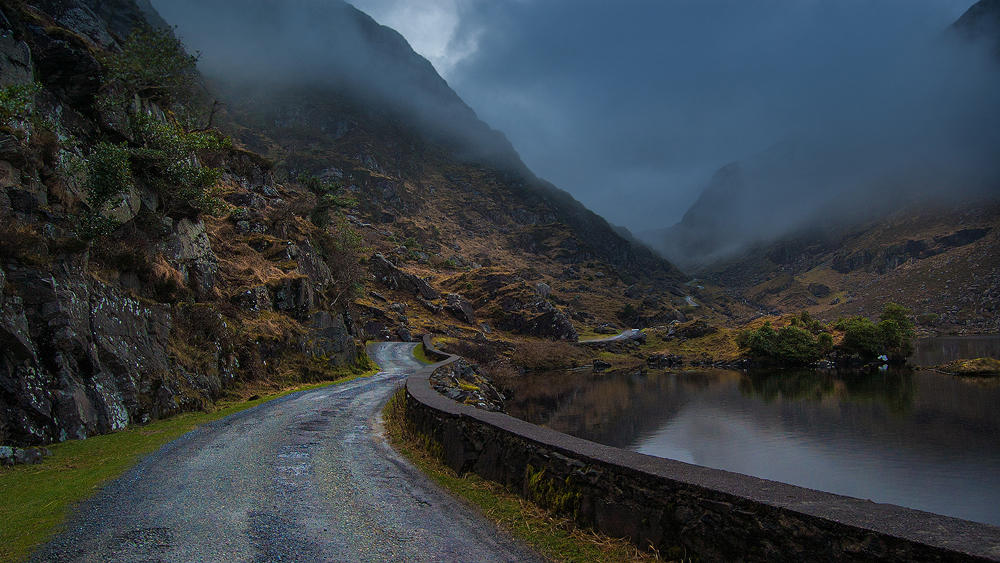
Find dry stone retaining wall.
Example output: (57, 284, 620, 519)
(406, 336, 1000, 562)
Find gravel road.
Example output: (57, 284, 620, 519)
(30, 342, 544, 563)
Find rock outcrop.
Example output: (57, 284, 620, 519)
(429, 358, 505, 413)
(371, 253, 440, 300)
(0, 1, 362, 446)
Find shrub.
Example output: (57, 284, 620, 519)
(737, 322, 821, 366)
(0, 83, 38, 122)
(128, 112, 229, 214)
(314, 221, 366, 305)
(100, 26, 197, 107)
(298, 175, 356, 228)
(85, 142, 132, 210)
(78, 142, 133, 237)
(616, 303, 638, 325)
(833, 303, 915, 363)
(834, 316, 883, 360)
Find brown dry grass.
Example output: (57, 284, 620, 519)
(513, 340, 588, 371)
(239, 310, 306, 341)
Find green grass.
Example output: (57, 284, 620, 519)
(382, 389, 667, 563)
(0, 368, 377, 563)
(936, 357, 1000, 377)
(412, 342, 436, 364)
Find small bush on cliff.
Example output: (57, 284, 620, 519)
(79, 142, 132, 237)
(314, 221, 366, 305)
(0, 83, 39, 123)
(299, 175, 356, 228)
(85, 142, 132, 209)
(100, 26, 197, 107)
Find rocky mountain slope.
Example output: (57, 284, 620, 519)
(191, 0, 699, 338)
(699, 198, 1000, 334)
(0, 0, 699, 447)
(0, 0, 368, 446)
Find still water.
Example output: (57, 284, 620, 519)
(505, 337, 1000, 526)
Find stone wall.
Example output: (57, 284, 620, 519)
(405, 340, 1000, 562)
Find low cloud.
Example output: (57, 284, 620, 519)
(152, 0, 519, 166)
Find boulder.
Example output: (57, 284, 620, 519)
(419, 298, 442, 314)
(536, 282, 551, 298)
(675, 320, 718, 339)
(273, 277, 313, 319)
(647, 354, 684, 368)
(445, 293, 476, 325)
(497, 309, 579, 341)
(593, 359, 612, 372)
(307, 311, 356, 364)
(370, 253, 440, 300)
(808, 283, 831, 298)
(625, 285, 642, 299)
(0, 33, 32, 87)
(167, 218, 218, 300)
(429, 359, 505, 413)
(232, 285, 272, 312)
(595, 323, 618, 335)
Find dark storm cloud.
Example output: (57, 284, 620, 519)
(437, 0, 988, 232)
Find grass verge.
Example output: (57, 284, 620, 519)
(412, 342, 435, 364)
(382, 388, 670, 563)
(0, 365, 378, 563)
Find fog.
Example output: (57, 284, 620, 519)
(150, 0, 524, 168)
(350, 0, 998, 255)
(151, 0, 999, 266)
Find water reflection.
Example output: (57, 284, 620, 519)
(505, 365, 1000, 525)
(740, 369, 916, 415)
(910, 335, 1000, 366)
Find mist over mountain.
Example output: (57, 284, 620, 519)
(643, 0, 1000, 270)
(149, 0, 684, 286)
(150, 0, 524, 172)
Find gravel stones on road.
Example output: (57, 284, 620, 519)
(29, 343, 544, 563)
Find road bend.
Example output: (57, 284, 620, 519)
(30, 342, 544, 563)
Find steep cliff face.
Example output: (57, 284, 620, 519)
(0, 0, 361, 446)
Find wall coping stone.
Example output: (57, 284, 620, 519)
(407, 337, 1000, 562)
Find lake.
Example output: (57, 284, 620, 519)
(505, 336, 1000, 525)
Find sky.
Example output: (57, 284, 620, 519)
(346, 0, 982, 233)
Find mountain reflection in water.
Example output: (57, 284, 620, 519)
(505, 366, 1000, 525)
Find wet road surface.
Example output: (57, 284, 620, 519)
(30, 342, 544, 563)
